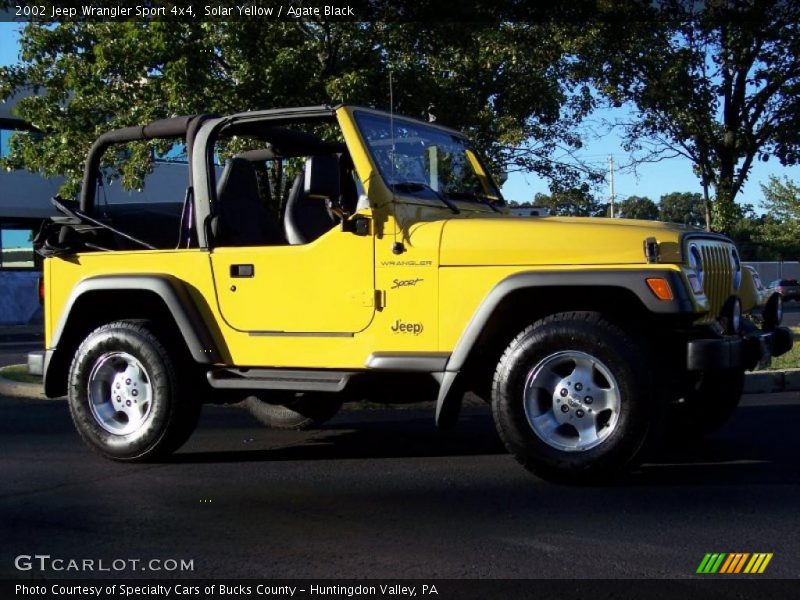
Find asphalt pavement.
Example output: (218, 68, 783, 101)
(1, 388, 799, 580)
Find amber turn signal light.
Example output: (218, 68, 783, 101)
(646, 277, 673, 301)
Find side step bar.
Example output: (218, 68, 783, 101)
(207, 368, 354, 392)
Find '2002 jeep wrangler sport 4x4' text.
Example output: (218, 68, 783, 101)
(36, 105, 792, 481)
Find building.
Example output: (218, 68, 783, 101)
(0, 92, 188, 325)
(0, 92, 61, 326)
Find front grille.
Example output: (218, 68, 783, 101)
(697, 241, 734, 317)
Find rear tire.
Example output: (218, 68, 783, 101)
(244, 393, 342, 430)
(492, 312, 657, 483)
(68, 321, 200, 461)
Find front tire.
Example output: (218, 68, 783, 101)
(492, 312, 657, 482)
(68, 321, 200, 461)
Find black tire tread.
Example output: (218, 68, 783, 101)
(68, 320, 200, 462)
(491, 311, 655, 482)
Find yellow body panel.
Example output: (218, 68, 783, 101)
(439, 216, 684, 266)
(210, 224, 375, 333)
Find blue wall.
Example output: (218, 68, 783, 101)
(0, 271, 42, 325)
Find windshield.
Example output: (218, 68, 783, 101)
(354, 111, 502, 204)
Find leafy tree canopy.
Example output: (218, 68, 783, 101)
(580, 0, 800, 233)
(0, 21, 595, 196)
(756, 175, 800, 258)
(617, 195, 658, 220)
(533, 185, 607, 217)
(658, 191, 707, 228)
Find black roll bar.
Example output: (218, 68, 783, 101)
(78, 114, 215, 212)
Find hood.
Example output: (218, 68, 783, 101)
(439, 216, 689, 266)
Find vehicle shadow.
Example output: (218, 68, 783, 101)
(630, 402, 800, 486)
(170, 403, 800, 487)
(171, 407, 507, 463)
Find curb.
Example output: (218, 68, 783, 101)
(2, 365, 800, 401)
(743, 368, 800, 394)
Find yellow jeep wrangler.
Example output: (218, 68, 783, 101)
(36, 105, 791, 481)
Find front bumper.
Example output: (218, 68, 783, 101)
(687, 326, 793, 371)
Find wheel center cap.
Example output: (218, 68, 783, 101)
(553, 378, 594, 424)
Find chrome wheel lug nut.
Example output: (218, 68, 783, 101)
(126, 400, 131, 407)
(560, 405, 569, 413)
(559, 388, 568, 397)
(132, 389, 138, 397)
(575, 383, 583, 391)
(576, 409, 585, 418)
(125, 378, 131, 385)
(585, 396, 593, 404)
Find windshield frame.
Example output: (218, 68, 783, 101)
(352, 109, 504, 206)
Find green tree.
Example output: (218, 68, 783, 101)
(0, 21, 595, 195)
(533, 186, 607, 217)
(659, 192, 706, 228)
(617, 195, 658, 220)
(761, 175, 800, 223)
(582, 1, 800, 233)
(758, 175, 800, 259)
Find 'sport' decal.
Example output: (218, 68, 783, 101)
(391, 278, 424, 289)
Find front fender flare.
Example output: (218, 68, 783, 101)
(434, 269, 692, 427)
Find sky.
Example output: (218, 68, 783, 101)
(2, 21, 799, 210)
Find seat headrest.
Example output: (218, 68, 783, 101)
(217, 157, 260, 204)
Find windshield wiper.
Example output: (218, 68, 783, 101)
(392, 182, 460, 214)
(445, 190, 503, 213)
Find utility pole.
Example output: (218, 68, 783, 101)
(694, 135, 712, 231)
(608, 155, 616, 218)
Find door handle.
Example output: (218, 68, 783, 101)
(230, 264, 254, 278)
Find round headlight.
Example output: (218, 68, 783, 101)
(688, 244, 704, 288)
(731, 248, 742, 290)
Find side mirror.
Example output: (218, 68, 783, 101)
(304, 155, 340, 203)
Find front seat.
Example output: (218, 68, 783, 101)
(212, 157, 281, 246)
(283, 156, 340, 245)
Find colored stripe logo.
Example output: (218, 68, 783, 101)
(696, 553, 773, 574)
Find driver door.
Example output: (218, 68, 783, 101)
(210, 228, 375, 334)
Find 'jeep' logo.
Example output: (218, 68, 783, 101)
(391, 320, 424, 335)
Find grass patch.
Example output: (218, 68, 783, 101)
(768, 326, 800, 371)
(0, 364, 42, 384)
